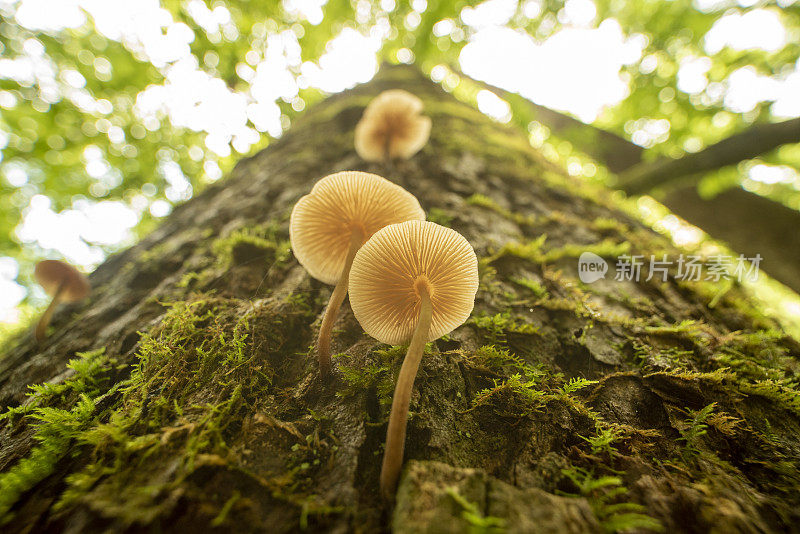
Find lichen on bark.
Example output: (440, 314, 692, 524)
(0, 65, 798, 533)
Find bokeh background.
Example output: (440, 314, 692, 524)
(1, 0, 799, 337)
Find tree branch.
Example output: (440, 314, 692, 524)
(617, 118, 800, 194)
(451, 68, 644, 173)
(454, 67, 800, 192)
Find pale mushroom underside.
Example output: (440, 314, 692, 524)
(290, 171, 425, 285)
(349, 220, 479, 345)
(354, 90, 432, 161)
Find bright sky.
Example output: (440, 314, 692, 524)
(0, 0, 798, 323)
(460, 0, 644, 122)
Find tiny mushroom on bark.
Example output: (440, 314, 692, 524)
(290, 171, 425, 376)
(34, 259, 91, 342)
(354, 89, 432, 163)
(348, 220, 479, 499)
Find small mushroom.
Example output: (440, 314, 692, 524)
(290, 171, 425, 376)
(348, 220, 479, 499)
(34, 259, 90, 342)
(354, 89, 432, 163)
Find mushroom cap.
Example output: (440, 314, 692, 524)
(34, 260, 90, 302)
(354, 89, 432, 161)
(290, 171, 425, 285)
(348, 220, 479, 345)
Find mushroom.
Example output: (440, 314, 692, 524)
(354, 89, 432, 163)
(348, 220, 479, 499)
(34, 259, 90, 342)
(290, 171, 425, 376)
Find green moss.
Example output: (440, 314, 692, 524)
(560, 467, 664, 533)
(469, 373, 546, 418)
(211, 490, 242, 527)
(298, 499, 347, 530)
(676, 402, 716, 458)
(579, 424, 624, 457)
(427, 207, 454, 227)
(483, 235, 547, 266)
(0, 346, 121, 522)
(539, 239, 630, 263)
(136, 241, 174, 266)
(629, 338, 695, 370)
(590, 217, 629, 234)
(284, 289, 315, 315)
(462, 346, 556, 418)
(427, 100, 493, 124)
(462, 343, 610, 424)
(645, 367, 734, 384)
(176, 270, 215, 290)
(477, 262, 503, 297)
(435, 115, 544, 172)
(643, 319, 706, 336)
(640, 320, 714, 356)
(464, 345, 527, 375)
(0, 394, 98, 522)
(557, 377, 599, 395)
(739, 380, 800, 416)
(466, 193, 533, 225)
(1, 347, 112, 422)
(334, 351, 394, 406)
(509, 277, 548, 299)
(713, 330, 794, 383)
(0, 292, 317, 523)
(211, 222, 290, 268)
(483, 234, 629, 267)
(445, 486, 506, 533)
(469, 311, 539, 344)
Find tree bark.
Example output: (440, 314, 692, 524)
(1, 65, 799, 533)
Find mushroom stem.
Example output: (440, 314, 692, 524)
(317, 229, 364, 376)
(383, 134, 391, 165)
(383, 137, 396, 177)
(35, 281, 65, 343)
(380, 283, 433, 500)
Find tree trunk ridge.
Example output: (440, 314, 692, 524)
(0, 65, 798, 533)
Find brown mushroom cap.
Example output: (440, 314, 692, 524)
(354, 89, 432, 161)
(290, 171, 425, 285)
(348, 220, 479, 345)
(34, 260, 90, 302)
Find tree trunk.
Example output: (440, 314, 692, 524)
(662, 185, 800, 294)
(1, 65, 799, 533)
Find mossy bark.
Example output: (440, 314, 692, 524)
(1, 65, 799, 533)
